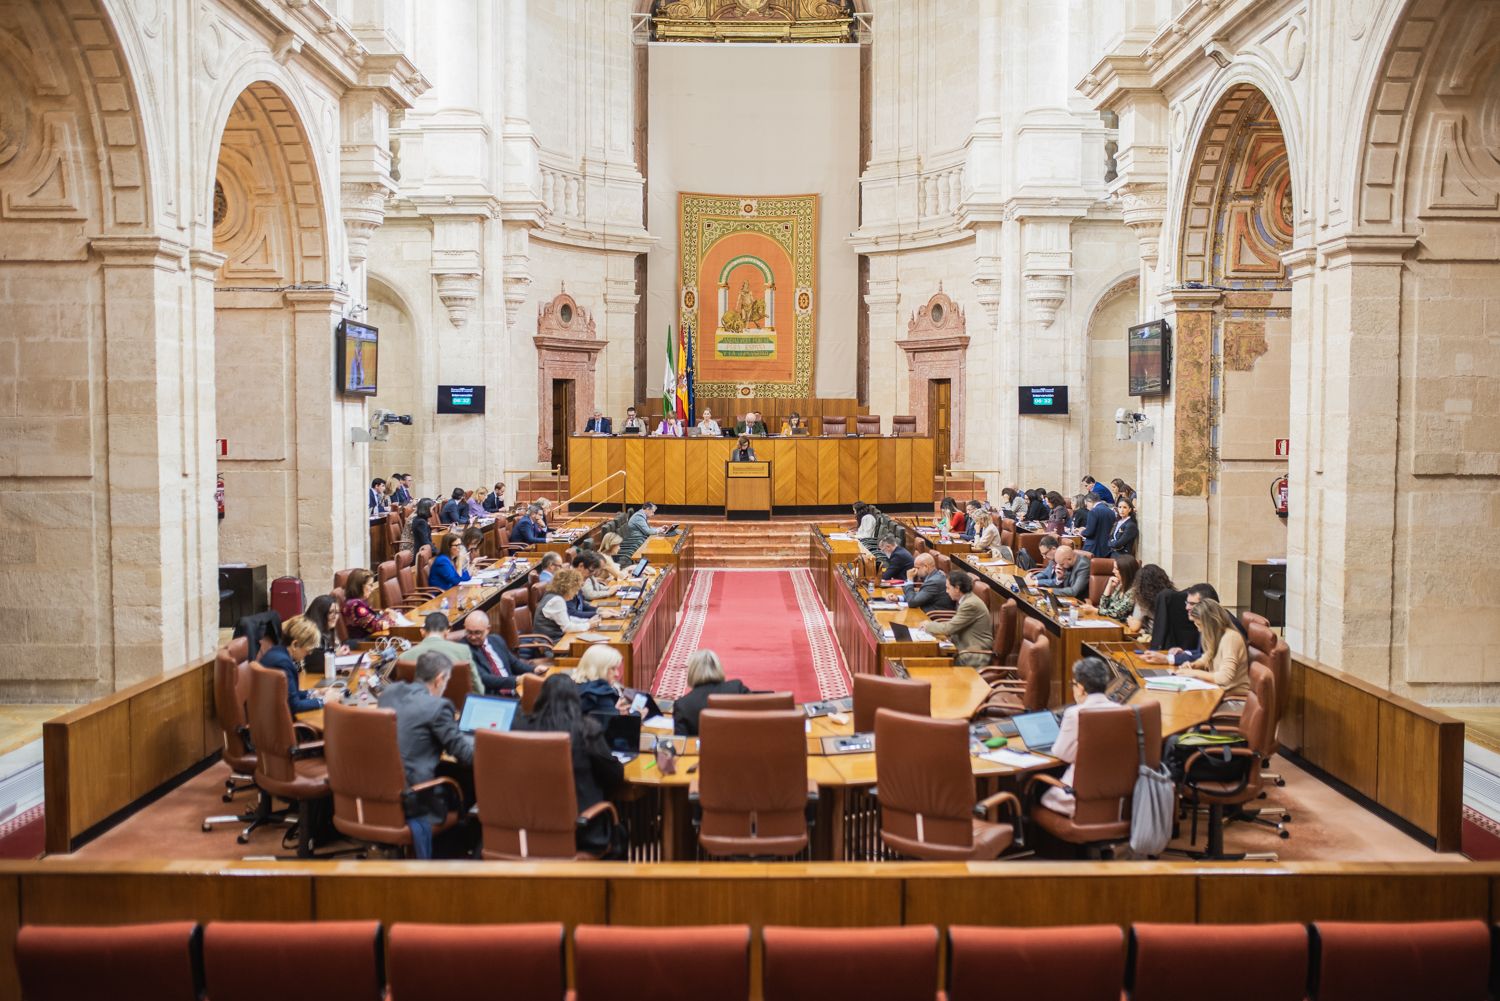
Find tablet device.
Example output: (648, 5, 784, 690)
(457, 694, 520, 735)
(890, 621, 913, 642)
(629, 557, 649, 578)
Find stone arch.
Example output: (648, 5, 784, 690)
(1083, 274, 1141, 487)
(211, 80, 329, 285)
(365, 273, 426, 484)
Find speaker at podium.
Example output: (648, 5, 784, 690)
(725, 460, 772, 519)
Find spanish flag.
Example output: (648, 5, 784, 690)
(676, 325, 691, 423)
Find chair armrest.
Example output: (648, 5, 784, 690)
(926, 610, 956, 622)
(577, 800, 620, 827)
(1024, 772, 1072, 801)
(974, 789, 1022, 822)
(292, 740, 325, 760)
(409, 776, 465, 805)
(1180, 747, 1259, 796)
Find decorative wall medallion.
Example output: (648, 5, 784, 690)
(1284, 17, 1307, 80)
(213, 179, 227, 226)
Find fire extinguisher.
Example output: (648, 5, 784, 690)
(1270, 474, 1288, 519)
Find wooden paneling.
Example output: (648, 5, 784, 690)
(129, 670, 204, 800)
(893, 442, 913, 504)
(838, 443, 860, 505)
(589, 439, 610, 503)
(706, 441, 729, 505)
(858, 438, 878, 502)
(662, 441, 686, 507)
(904, 868, 1197, 927)
(608, 876, 902, 928)
(911, 438, 935, 497)
(314, 870, 608, 927)
(685, 439, 709, 506)
(625, 439, 646, 504)
(771, 439, 796, 505)
(44, 701, 131, 851)
(606, 439, 627, 504)
(1300, 666, 1380, 800)
(20, 869, 314, 924)
(1197, 870, 1489, 923)
(644, 439, 666, 504)
(877, 439, 896, 504)
(0, 874, 18, 1001)
(817, 440, 839, 505)
(795, 440, 818, 505)
(1377, 696, 1464, 850)
(568, 439, 591, 498)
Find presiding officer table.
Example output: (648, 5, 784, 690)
(568, 433, 937, 510)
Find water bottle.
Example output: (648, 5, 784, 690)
(440, 597, 450, 615)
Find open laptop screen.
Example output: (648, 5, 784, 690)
(457, 694, 519, 735)
(1012, 709, 1062, 752)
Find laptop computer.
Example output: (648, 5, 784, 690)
(1012, 709, 1063, 753)
(890, 621, 913, 641)
(1011, 573, 1038, 596)
(457, 694, 520, 735)
(996, 545, 1015, 563)
(600, 713, 642, 760)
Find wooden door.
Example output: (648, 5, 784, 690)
(552, 379, 574, 474)
(927, 379, 951, 475)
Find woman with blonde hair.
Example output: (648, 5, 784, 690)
(599, 532, 627, 579)
(670, 649, 751, 736)
(260, 614, 333, 716)
(1174, 597, 1250, 697)
(968, 509, 1000, 553)
(534, 569, 599, 645)
(571, 643, 629, 716)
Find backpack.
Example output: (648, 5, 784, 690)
(1129, 705, 1176, 857)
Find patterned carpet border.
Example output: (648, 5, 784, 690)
(652, 569, 851, 701)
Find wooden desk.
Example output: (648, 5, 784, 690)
(809, 526, 866, 607)
(379, 559, 533, 641)
(826, 566, 944, 678)
(1086, 641, 1226, 736)
(568, 434, 936, 509)
(724, 460, 772, 517)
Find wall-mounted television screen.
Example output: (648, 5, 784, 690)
(1128, 319, 1171, 397)
(437, 385, 486, 415)
(1019, 385, 1069, 415)
(336, 319, 378, 396)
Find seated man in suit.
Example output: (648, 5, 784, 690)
(960, 499, 983, 541)
(482, 481, 506, 513)
(377, 651, 475, 858)
(1037, 543, 1091, 600)
(620, 406, 646, 434)
(510, 503, 549, 546)
(390, 473, 412, 506)
(583, 410, 612, 434)
(619, 501, 657, 558)
(462, 610, 545, 693)
(369, 477, 390, 515)
(1142, 582, 1248, 663)
(877, 533, 914, 584)
(1080, 493, 1118, 558)
(735, 411, 768, 436)
(397, 612, 481, 694)
(440, 487, 470, 527)
(731, 435, 757, 462)
(903, 552, 956, 612)
(1027, 534, 1063, 582)
(534, 551, 562, 585)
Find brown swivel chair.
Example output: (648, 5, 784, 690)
(855, 414, 882, 436)
(1088, 557, 1114, 605)
(987, 597, 1020, 669)
(377, 558, 398, 592)
(933, 552, 952, 575)
(1240, 610, 1271, 629)
(981, 617, 1050, 715)
(211, 638, 256, 803)
(333, 568, 354, 593)
(821, 415, 849, 436)
(395, 548, 414, 574)
(853, 674, 931, 732)
(246, 664, 332, 857)
(705, 691, 795, 711)
(1000, 519, 1017, 550)
(519, 672, 546, 714)
(1027, 700, 1164, 857)
(529, 579, 548, 615)
(1176, 662, 1283, 860)
(392, 657, 473, 717)
(891, 415, 917, 436)
(397, 565, 441, 603)
(473, 729, 619, 859)
(693, 709, 816, 858)
(323, 702, 463, 856)
(381, 576, 428, 613)
(415, 546, 433, 589)
(874, 710, 1020, 860)
(497, 592, 555, 663)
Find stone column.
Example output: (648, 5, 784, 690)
(93, 236, 197, 686)
(1281, 245, 1318, 658)
(603, 258, 641, 420)
(285, 287, 359, 586)
(186, 249, 228, 663)
(864, 268, 902, 421)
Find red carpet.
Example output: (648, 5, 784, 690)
(654, 570, 849, 703)
(0, 804, 44, 859)
(1462, 806, 1500, 860)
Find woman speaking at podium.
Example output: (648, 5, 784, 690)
(732, 436, 758, 462)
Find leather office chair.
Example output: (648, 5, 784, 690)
(519, 671, 546, 714)
(821, 415, 849, 436)
(1087, 557, 1114, 605)
(987, 597, 1019, 668)
(268, 576, 304, 624)
(395, 548, 414, 574)
(981, 617, 1050, 715)
(704, 691, 795, 711)
(202, 921, 383, 1001)
(1000, 519, 1017, 550)
(392, 657, 473, 717)
(933, 552, 952, 574)
(1240, 610, 1270, 629)
(946, 925, 1126, 1001)
(891, 415, 917, 436)
(210, 638, 256, 804)
(855, 414, 881, 436)
(333, 568, 354, 593)
(1312, 920, 1491, 1001)
(874, 710, 1019, 861)
(378, 558, 398, 591)
(498, 592, 555, 662)
(397, 565, 441, 603)
(1027, 700, 1162, 856)
(415, 545, 433, 589)
(387, 923, 566, 1000)
(853, 674, 931, 732)
(381, 576, 428, 613)
(16, 922, 202, 1001)
(245, 664, 332, 857)
(572, 924, 751, 1001)
(762, 925, 941, 1001)
(474, 729, 619, 859)
(1176, 662, 1279, 859)
(1132, 923, 1307, 1001)
(693, 709, 815, 858)
(323, 701, 463, 856)
(529, 579, 548, 615)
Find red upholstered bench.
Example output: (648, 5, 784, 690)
(1131, 922, 1308, 1001)
(947, 924, 1125, 1001)
(1313, 920, 1491, 1001)
(17, 921, 201, 1001)
(571, 924, 750, 1001)
(203, 920, 384, 1001)
(761, 925, 941, 1001)
(388, 922, 566, 1000)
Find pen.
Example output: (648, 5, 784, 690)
(643, 760, 655, 771)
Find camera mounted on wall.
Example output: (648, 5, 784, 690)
(1114, 407, 1154, 443)
(351, 408, 412, 444)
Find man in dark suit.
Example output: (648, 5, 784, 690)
(482, 481, 506, 513)
(903, 552, 955, 611)
(369, 477, 389, 515)
(734, 412, 768, 436)
(462, 610, 542, 693)
(510, 503, 548, 545)
(391, 473, 412, 506)
(619, 501, 656, 557)
(376, 651, 474, 858)
(878, 533, 914, 584)
(583, 410, 612, 434)
(1145, 583, 1247, 660)
(1038, 544, 1091, 599)
(1081, 494, 1117, 558)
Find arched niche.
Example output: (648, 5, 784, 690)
(535, 289, 605, 465)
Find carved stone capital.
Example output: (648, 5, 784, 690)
(432, 271, 481, 329)
(1110, 180, 1168, 268)
(1023, 271, 1071, 328)
(341, 180, 394, 267)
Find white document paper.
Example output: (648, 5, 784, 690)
(980, 748, 1052, 769)
(1067, 618, 1122, 629)
(1146, 676, 1219, 692)
(333, 654, 364, 669)
(868, 600, 901, 611)
(389, 611, 413, 627)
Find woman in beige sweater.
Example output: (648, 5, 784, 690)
(1173, 597, 1249, 696)
(921, 569, 993, 667)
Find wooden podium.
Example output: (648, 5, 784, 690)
(725, 460, 772, 519)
